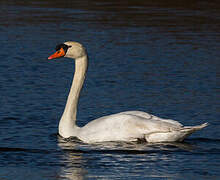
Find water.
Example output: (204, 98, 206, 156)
(0, 0, 219, 179)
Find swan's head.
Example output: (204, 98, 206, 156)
(48, 41, 86, 60)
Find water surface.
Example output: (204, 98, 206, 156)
(0, 0, 219, 179)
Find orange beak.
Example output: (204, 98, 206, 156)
(48, 48, 66, 60)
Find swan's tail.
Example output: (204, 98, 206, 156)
(145, 123, 209, 143)
(174, 122, 209, 141)
(181, 122, 209, 133)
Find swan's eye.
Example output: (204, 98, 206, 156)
(55, 44, 64, 51)
(55, 44, 70, 53)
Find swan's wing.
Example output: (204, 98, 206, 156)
(119, 111, 183, 127)
(78, 111, 183, 143)
(119, 111, 152, 119)
(79, 113, 144, 142)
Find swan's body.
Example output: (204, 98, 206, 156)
(48, 41, 208, 143)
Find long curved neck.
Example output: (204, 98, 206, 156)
(59, 55, 88, 137)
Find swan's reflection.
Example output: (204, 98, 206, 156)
(57, 136, 196, 179)
(57, 137, 87, 180)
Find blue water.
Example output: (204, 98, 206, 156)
(0, 0, 219, 179)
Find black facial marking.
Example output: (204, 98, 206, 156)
(55, 44, 71, 53)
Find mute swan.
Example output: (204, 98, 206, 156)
(48, 41, 208, 143)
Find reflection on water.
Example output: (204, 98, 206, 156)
(59, 152, 86, 180)
(0, 0, 219, 179)
(57, 136, 195, 152)
(57, 137, 201, 179)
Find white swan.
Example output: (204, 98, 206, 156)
(48, 41, 208, 143)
